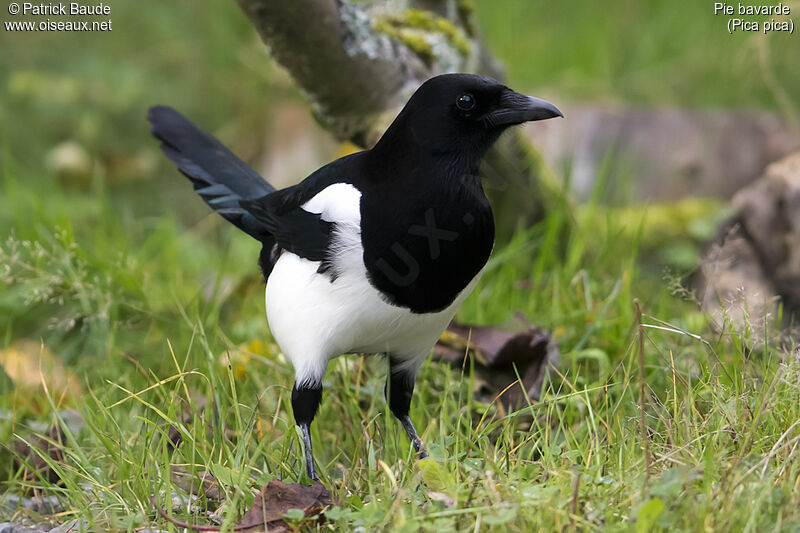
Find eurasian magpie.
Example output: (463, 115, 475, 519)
(148, 73, 561, 481)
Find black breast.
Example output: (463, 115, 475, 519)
(360, 175, 494, 313)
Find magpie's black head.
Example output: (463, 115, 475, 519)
(373, 73, 562, 161)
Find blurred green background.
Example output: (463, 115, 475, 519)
(2, 0, 797, 192)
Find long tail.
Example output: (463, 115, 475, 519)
(148, 106, 275, 241)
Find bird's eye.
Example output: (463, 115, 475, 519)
(456, 93, 476, 111)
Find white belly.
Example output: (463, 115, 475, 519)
(265, 244, 480, 386)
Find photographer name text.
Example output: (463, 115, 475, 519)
(6, 2, 113, 32)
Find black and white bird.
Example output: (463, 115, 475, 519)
(148, 73, 561, 481)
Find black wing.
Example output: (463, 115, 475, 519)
(149, 105, 337, 270)
(240, 190, 333, 262)
(148, 106, 275, 240)
(240, 153, 369, 262)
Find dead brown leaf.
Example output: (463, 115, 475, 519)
(434, 319, 558, 409)
(236, 480, 332, 532)
(14, 424, 67, 484)
(151, 479, 331, 532)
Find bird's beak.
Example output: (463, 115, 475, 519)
(490, 89, 563, 126)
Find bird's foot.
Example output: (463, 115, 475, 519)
(401, 416, 428, 460)
(412, 438, 428, 459)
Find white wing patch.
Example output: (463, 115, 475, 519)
(301, 182, 363, 279)
(301, 182, 362, 224)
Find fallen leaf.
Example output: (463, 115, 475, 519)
(0, 340, 82, 399)
(14, 424, 67, 484)
(150, 479, 331, 532)
(434, 318, 558, 409)
(236, 480, 332, 532)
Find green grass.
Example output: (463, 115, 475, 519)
(3, 149, 799, 530)
(2, 0, 800, 531)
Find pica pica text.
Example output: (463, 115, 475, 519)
(148, 73, 562, 481)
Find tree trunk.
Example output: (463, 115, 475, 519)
(235, 0, 558, 236)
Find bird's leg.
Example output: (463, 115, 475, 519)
(386, 360, 428, 459)
(300, 422, 316, 481)
(291, 382, 323, 481)
(400, 414, 427, 458)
